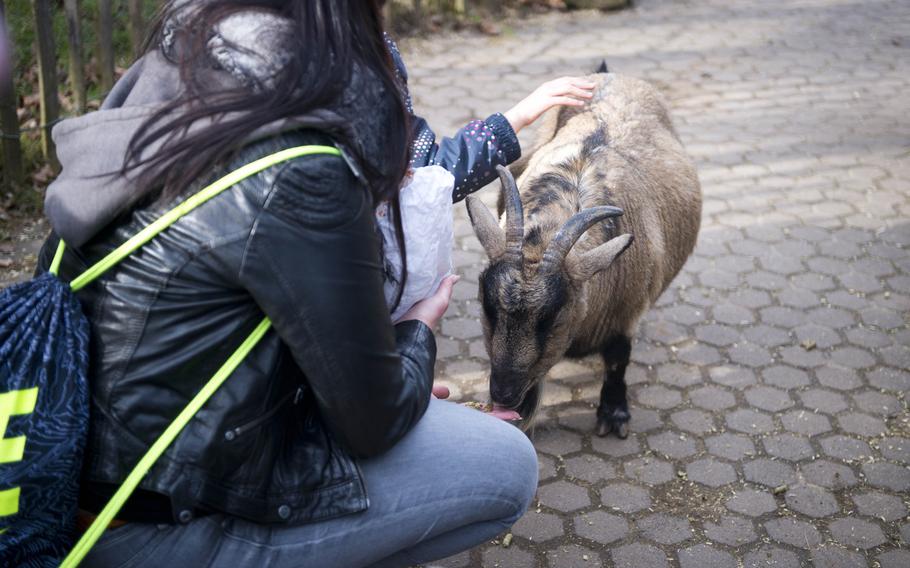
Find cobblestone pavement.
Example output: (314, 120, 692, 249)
(400, 0, 910, 566)
(1, 1, 907, 566)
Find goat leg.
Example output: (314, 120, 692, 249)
(596, 335, 632, 438)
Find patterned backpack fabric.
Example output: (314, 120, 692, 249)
(0, 145, 341, 567)
(0, 273, 90, 567)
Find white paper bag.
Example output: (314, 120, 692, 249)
(377, 165, 455, 321)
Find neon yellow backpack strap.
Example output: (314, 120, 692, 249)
(49, 144, 341, 290)
(58, 144, 342, 568)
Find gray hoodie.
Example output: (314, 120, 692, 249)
(45, 7, 394, 247)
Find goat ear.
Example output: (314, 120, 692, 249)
(466, 195, 506, 259)
(570, 234, 634, 281)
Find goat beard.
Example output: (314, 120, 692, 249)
(505, 382, 541, 431)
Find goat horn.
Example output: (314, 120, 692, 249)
(540, 206, 625, 272)
(498, 165, 524, 263)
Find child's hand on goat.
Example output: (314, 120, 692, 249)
(504, 76, 596, 133)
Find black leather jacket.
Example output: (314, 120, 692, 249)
(36, 130, 437, 526)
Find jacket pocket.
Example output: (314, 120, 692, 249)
(222, 387, 301, 442)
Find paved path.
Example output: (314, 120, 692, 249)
(1, 1, 907, 566)
(401, 1, 910, 566)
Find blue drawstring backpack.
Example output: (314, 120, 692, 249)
(0, 145, 340, 567)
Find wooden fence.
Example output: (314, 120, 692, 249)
(0, 0, 507, 193)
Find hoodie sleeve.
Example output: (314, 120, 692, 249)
(385, 34, 522, 203)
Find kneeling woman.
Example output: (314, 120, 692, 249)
(36, 1, 596, 566)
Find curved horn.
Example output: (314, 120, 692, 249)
(540, 206, 625, 272)
(497, 165, 524, 263)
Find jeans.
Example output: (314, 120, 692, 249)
(82, 399, 539, 568)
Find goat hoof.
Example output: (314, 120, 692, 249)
(596, 414, 630, 438)
(615, 421, 630, 439)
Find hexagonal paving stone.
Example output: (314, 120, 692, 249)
(743, 459, 797, 487)
(706, 433, 756, 460)
(793, 323, 841, 349)
(623, 457, 675, 485)
(828, 517, 887, 549)
(537, 481, 591, 512)
(573, 510, 628, 545)
(764, 517, 822, 549)
(781, 409, 831, 436)
(817, 366, 863, 390)
(762, 365, 811, 388)
(868, 367, 910, 391)
(656, 363, 702, 388)
(546, 544, 603, 568)
(709, 365, 759, 389)
(726, 408, 775, 434)
(819, 435, 873, 461)
(538, 454, 558, 482)
(801, 460, 858, 489)
(686, 458, 737, 487)
(663, 304, 708, 326)
(564, 455, 616, 483)
(811, 546, 865, 568)
(852, 491, 908, 522)
(743, 545, 801, 568)
(779, 345, 826, 368)
(648, 431, 697, 460)
(799, 389, 848, 414)
(729, 343, 774, 368)
(511, 511, 565, 542)
(600, 483, 651, 514)
(703, 515, 758, 546)
(725, 489, 777, 517)
(763, 433, 815, 461)
(482, 545, 536, 568)
(678, 544, 736, 568)
(862, 462, 910, 491)
(637, 385, 683, 410)
(785, 484, 838, 518)
(533, 425, 584, 458)
(745, 386, 795, 412)
(837, 412, 887, 437)
(677, 343, 723, 366)
(689, 386, 736, 411)
(636, 513, 694, 545)
(671, 409, 717, 434)
(743, 325, 791, 348)
(591, 434, 641, 458)
(714, 303, 755, 325)
(696, 324, 740, 347)
(878, 550, 910, 568)
(612, 543, 669, 568)
(854, 392, 902, 418)
(879, 436, 910, 463)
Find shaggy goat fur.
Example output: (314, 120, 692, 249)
(468, 72, 701, 437)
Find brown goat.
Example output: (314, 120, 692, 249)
(466, 71, 701, 437)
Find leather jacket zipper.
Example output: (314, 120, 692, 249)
(225, 387, 302, 441)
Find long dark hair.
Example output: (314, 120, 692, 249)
(124, 0, 410, 305)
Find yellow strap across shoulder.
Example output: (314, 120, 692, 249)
(58, 145, 341, 568)
(50, 144, 341, 291)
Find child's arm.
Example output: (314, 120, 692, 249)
(413, 74, 595, 202)
(410, 113, 521, 203)
(385, 35, 593, 202)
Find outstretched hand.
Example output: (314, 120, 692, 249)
(504, 76, 596, 134)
